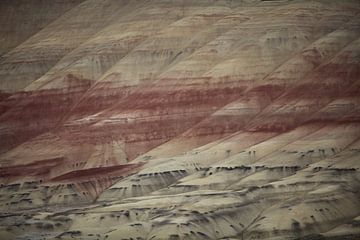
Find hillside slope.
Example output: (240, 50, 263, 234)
(0, 0, 359, 239)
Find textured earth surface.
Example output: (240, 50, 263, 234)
(0, 0, 360, 239)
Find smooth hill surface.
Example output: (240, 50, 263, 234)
(0, 0, 359, 239)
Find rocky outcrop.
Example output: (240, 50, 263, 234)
(0, 0, 359, 239)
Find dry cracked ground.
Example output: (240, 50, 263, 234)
(0, 0, 360, 239)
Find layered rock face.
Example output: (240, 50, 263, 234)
(0, 0, 360, 239)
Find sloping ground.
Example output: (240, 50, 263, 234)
(0, 0, 85, 57)
(0, 0, 359, 239)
